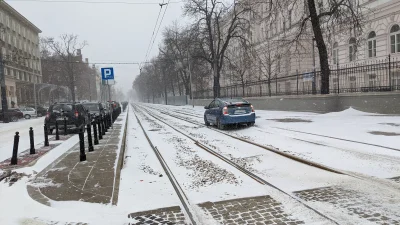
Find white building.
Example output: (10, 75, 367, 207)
(222, 0, 400, 96)
(0, 1, 42, 108)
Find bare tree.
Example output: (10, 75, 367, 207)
(41, 34, 88, 102)
(264, 0, 365, 94)
(184, 0, 253, 98)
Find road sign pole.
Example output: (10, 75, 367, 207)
(108, 82, 113, 129)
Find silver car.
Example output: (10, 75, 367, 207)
(20, 107, 37, 119)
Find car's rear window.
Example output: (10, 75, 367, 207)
(83, 104, 99, 111)
(221, 99, 248, 105)
(51, 104, 73, 112)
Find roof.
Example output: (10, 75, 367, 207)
(0, 1, 42, 33)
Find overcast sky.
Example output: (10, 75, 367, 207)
(6, 0, 187, 95)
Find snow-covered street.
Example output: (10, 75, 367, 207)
(1, 104, 400, 224)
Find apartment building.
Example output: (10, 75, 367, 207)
(0, 1, 41, 107)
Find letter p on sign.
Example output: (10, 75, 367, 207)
(101, 67, 114, 80)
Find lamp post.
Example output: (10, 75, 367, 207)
(0, 52, 9, 123)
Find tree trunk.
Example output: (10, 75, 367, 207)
(268, 79, 271, 97)
(308, 0, 330, 94)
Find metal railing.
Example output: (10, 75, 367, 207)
(194, 57, 400, 99)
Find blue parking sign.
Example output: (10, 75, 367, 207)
(101, 68, 114, 80)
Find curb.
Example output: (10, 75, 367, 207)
(111, 109, 129, 205)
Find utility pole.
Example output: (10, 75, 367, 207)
(188, 53, 194, 108)
(108, 81, 113, 129)
(0, 52, 9, 123)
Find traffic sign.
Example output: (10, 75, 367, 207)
(303, 72, 314, 82)
(101, 68, 114, 80)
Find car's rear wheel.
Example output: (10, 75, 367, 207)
(25, 114, 31, 119)
(49, 128, 54, 134)
(204, 116, 210, 126)
(10, 116, 18, 122)
(248, 122, 255, 127)
(217, 119, 225, 130)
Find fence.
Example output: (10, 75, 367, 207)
(194, 58, 400, 99)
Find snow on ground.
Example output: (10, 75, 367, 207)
(146, 104, 400, 179)
(118, 108, 182, 212)
(139, 104, 352, 192)
(0, 117, 45, 162)
(132, 105, 269, 203)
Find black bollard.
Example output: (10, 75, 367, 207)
(29, 127, 35, 154)
(79, 128, 86, 162)
(98, 116, 103, 140)
(93, 120, 99, 145)
(104, 115, 108, 133)
(101, 115, 106, 136)
(10, 132, 20, 165)
(64, 117, 68, 135)
(55, 120, 60, 140)
(44, 124, 49, 147)
(87, 123, 94, 152)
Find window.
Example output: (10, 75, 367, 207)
(333, 42, 339, 65)
(349, 37, 357, 62)
(367, 31, 376, 57)
(390, 24, 400, 54)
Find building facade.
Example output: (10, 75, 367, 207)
(217, 0, 400, 97)
(0, 1, 42, 108)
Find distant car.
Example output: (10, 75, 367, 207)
(27, 105, 47, 117)
(20, 107, 37, 119)
(204, 98, 255, 129)
(0, 108, 24, 122)
(82, 102, 106, 118)
(45, 102, 89, 134)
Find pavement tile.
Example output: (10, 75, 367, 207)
(27, 118, 125, 205)
(295, 186, 400, 224)
(198, 195, 304, 224)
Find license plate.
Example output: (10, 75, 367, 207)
(57, 117, 68, 121)
(234, 110, 246, 114)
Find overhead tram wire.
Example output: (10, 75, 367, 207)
(6, 0, 182, 5)
(141, 1, 165, 71)
(144, 0, 171, 67)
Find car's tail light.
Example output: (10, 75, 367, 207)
(251, 105, 255, 112)
(46, 112, 50, 119)
(223, 106, 228, 115)
(75, 110, 79, 118)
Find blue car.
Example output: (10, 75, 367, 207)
(204, 98, 255, 129)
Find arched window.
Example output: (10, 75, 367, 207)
(367, 31, 376, 57)
(332, 42, 339, 65)
(349, 37, 357, 62)
(390, 24, 400, 53)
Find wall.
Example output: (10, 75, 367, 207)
(148, 95, 189, 106)
(189, 92, 400, 114)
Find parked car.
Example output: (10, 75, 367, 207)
(204, 98, 255, 129)
(19, 107, 37, 119)
(0, 108, 24, 122)
(82, 102, 106, 118)
(27, 105, 47, 117)
(45, 102, 89, 134)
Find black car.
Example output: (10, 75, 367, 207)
(82, 102, 106, 118)
(0, 108, 24, 122)
(27, 105, 47, 117)
(45, 102, 89, 134)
